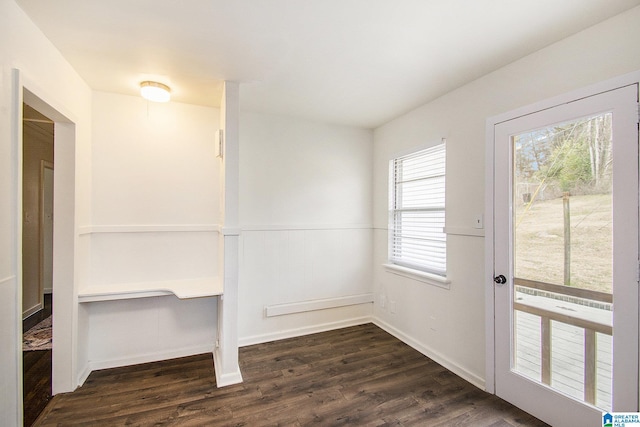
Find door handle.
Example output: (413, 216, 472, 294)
(493, 274, 507, 285)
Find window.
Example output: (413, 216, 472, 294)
(389, 143, 446, 277)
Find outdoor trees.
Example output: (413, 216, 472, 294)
(515, 113, 612, 198)
(514, 113, 613, 292)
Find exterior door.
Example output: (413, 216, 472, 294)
(493, 84, 639, 426)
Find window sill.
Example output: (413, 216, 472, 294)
(383, 264, 451, 289)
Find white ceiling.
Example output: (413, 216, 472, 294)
(16, 0, 640, 128)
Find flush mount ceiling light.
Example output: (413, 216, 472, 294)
(140, 81, 171, 102)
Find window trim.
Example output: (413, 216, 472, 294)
(383, 263, 451, 288)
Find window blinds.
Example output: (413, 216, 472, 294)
(390, 143, 446, 276)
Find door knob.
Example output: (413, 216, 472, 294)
(493, 275, 507, 285)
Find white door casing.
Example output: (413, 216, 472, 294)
(486, 78, 639, 427)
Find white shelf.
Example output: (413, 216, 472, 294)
(78, 277, 222, 303)
(78, 224, 221, 235)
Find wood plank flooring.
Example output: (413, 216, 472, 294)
(24, 350, 53, 427)
(34, 323, 548, 426)
(24, 293, 53, 427)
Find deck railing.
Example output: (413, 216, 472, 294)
(513, 278, 612, 405)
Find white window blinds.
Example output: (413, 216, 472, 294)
(389, 143, 446, 276)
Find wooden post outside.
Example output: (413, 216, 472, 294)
(541, 316, 551, 385)
(563, 192, 571, 286)
(584, 329, 597, 405)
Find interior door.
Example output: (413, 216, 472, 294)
(493, 84, 639, 426)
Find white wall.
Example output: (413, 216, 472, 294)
(238, 111, 374, 345)
(89, 92, 221, 285)
(91, 92, 221, 226)
(372, 6, 640, 388)
(0, 0, 92, 424)
(83, 92, 221, 372)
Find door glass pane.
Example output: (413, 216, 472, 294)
(512, 113, 613, 410)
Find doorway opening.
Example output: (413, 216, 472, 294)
(22, 103, 54, 426)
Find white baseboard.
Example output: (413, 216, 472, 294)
(75, 317, 484, 394)
(239, 315, 373, 347)
(212, 349, 243, 387)
(373, 318, 485, 390)
(23, 302, 43, 320)
(76, 364, 92, 389)
(85, 344, 214, 380)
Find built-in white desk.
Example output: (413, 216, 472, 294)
(78, 277, 223, 303)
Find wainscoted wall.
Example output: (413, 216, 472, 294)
(87, 229, 219, 286)
(238, 112, 374, 344)
(82, 93, 222, 374)
(372, 7, 640, 390)
(373, 229, 486, 388)
(85, 295, 217, 373)
(239, 227, 373, 345)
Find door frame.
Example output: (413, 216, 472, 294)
(11, 69, 79, 422)
(485, 71, 640, 399)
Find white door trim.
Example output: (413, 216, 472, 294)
(485, 70, 640, 395)
(13, 68, 80, 405)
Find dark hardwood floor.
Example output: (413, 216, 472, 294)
(23, 293, 53, 427)
(34, 323, 547, 426)
(24, 350, 53, 427)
